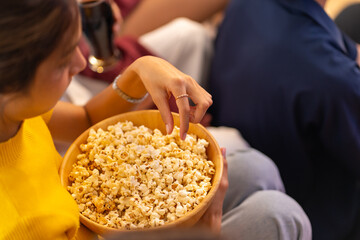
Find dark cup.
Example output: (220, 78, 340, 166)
(79, 0, 120, 73)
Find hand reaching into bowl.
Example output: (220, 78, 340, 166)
(127, 56, 213, 140)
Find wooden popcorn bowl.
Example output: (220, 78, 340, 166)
(60, 110, 223, 236)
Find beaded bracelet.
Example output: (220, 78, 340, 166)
(112, 75, 149, 103)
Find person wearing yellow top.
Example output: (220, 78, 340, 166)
(0, 0, 214, 239)
(0, 112, 79, 239)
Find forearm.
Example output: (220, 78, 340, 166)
(84, 61, 147, 125)
(121, 0, 229, 37)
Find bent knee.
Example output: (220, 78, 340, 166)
(242, 191, 312, 239)
(222, 190, 312, 240)
(246, 191, 308, 220)
(227, 149, 285, 192)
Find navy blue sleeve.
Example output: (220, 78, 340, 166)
(297, 57, 360, 178)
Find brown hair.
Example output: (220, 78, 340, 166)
(0, 0, 79, 94)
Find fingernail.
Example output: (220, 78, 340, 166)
(166, 124, 171, 134)
(182, 132, 187, 140)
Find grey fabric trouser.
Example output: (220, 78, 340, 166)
(220, 148, 312, 240)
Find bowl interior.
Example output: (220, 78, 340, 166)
(60, 110, 223, 235)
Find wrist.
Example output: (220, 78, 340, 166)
(112, 74, 148, 103)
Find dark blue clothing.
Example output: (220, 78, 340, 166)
(209, 0, 360, 239)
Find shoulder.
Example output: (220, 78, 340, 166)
(306, 41, 360, 96)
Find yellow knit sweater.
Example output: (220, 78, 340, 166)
(0, 113, 79, 240)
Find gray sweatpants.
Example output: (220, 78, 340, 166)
(220, 148, 312, 240)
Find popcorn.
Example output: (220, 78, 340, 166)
(67, 121, 215, 230)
